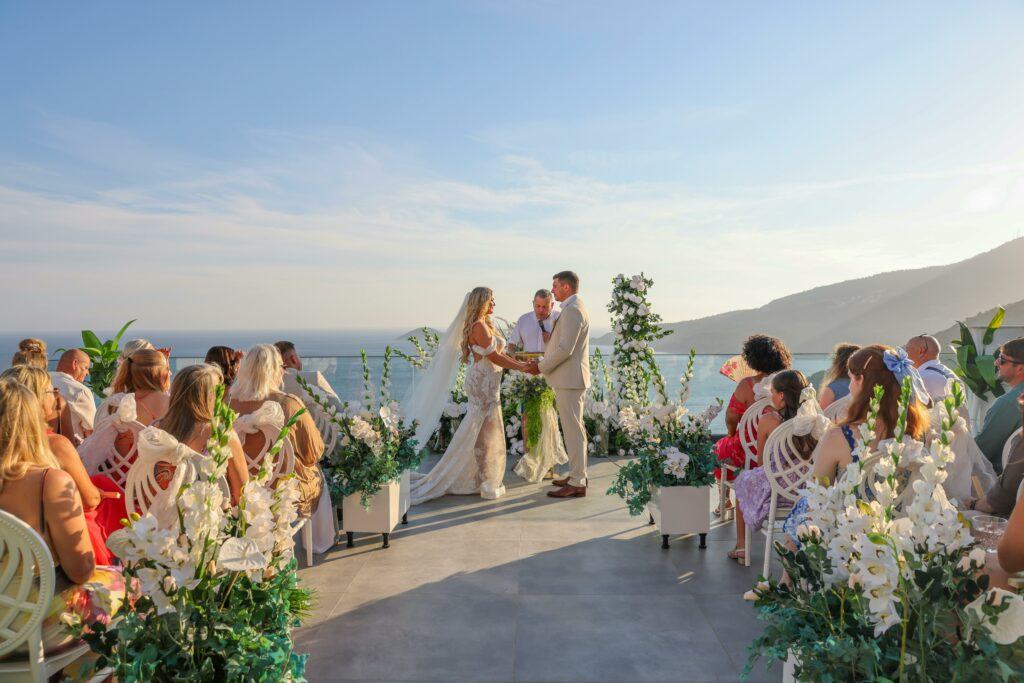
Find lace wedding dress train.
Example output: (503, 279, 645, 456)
(409, 338, 508, 504)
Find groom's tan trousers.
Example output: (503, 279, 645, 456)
(553, 388, 587, 487)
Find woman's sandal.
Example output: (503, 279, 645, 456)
(714, 501, 734, 517)
(727, 547, 746, 561)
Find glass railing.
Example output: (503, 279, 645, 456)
(164, 353, 832, 432)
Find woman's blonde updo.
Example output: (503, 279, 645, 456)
(460, 287, 495, 362)
(10, 338, 48, 369)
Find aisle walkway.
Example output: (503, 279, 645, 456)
(295, 458, 782, 683)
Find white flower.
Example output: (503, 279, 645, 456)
(958, 547, 988, 572)
(218, 537, 270, 572)
(632, 325, 640, 332)
(967, 588, 1024, 645)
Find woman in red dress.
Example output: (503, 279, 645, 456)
(713, 335, 793, 491)
(0, 365, 124, 564)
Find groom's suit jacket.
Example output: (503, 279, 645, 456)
(539, 296, 591, 390)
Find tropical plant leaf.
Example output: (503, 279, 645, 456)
(956, 321, 976, 353)
(113, 319, 137, 344)
(977, 356, 999, 389)
(982, 307, 1006, 347)
(82, 330, 102, 350)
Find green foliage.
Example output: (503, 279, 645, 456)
(395, 327, 440, 370)
(502, 372, 555, 450)
(951, 307, 1006, 401)
(608, 273, 672, 405)
(298, 352, 419, 507)
(56, 319, 136, 396)
(606, 413, 716, 516)
(74, 386, 311, 682)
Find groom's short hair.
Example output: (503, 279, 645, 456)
(534, 289, 553, 301)
(553, 271, 579, 291)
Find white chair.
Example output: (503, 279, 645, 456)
(823, 395, 852, 424)
(123, 444, 230, 525)
(0, 511, 108, 682)
(235, 406, 314, 567)
(1002, 427, 1022, 472)
(743, 421, 813, 579)
(93, 421, 146, 491)
(718, 396, 771, 521)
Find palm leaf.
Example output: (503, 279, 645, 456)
(977, 356, 999, 390)
(112, 319, 137, 344)
(982, 307, 1006, 347)
(82, 330, 102, 350)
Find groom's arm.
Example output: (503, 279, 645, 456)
(539, 308, 585, 375)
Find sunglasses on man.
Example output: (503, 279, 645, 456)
(994, 353, 1023, 366)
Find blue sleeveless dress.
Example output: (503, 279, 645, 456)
(782, 426, 857, 545)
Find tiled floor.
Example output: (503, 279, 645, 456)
(295, 457, 783, 683)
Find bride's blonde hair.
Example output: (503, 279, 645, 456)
(461, 287, 496, 362)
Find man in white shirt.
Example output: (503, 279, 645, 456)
(905, 334, 958, 402)
(49, 349, 96, 445)
(275, 340, 343, 411)
(508, 289, 560, 353)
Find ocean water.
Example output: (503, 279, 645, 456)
(1, 329, 829, 432)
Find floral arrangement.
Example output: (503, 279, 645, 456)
(608, 273, 672, 405)
(73, 386, 312, 681)
(301, 349, 419, 507)
(747, 379, 1024, 681)
(607, 359, 721, 516)
(501, 370, 555, 452)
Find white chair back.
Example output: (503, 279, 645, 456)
(823, 395, 852, 424)
(0, 510, 54, 660)
(1002, 427, 1022, 472)
(94, 421, 146, 491)
(762, 420, 814, 506)
(738, 397, 772, 466)
(234, 402, 296, 487)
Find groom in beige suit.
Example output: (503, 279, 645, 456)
(527, 270, 591, 498)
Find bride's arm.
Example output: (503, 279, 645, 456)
(470, 323, 529, 372)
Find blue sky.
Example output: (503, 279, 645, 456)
(2, 1, 1023, 331)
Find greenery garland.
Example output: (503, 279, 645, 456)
(523, 387, 555, 450)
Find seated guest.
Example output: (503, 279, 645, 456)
(49, 349, 96, 445)
(0, 379, 123, 657)
(79, 349, 171, 484)
(10, 337, 48, 369)
(118, 338, 154, 364)
(231, 344, 325, 516)
(905, 334, 957, 402)
(730, 370, 823, 563)
(508, 289, 560, 353)
(1, 366, 124, 563)
(976, 338, 1024, 472)
(714, 335, 793, 489)
(275, 340, 342, 410)
(205, 345, 243, 388)
(783, 345, 930, 544)
(818, 343, 859, 409)
(153, 364, 248, 505)
(967, 393, 1024, 517)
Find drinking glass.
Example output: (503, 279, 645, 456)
(972, 514, 1008, 552)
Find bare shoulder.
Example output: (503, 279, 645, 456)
(758, 411, 783, 430)
(42, 468, 77, 500)
(469, 321, 492, 344)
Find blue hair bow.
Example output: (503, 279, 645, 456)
(884, 347, 931, 405)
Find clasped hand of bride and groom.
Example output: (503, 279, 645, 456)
(403, 272, 592, 506)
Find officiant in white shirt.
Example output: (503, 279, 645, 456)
(508, 289, 560, 353)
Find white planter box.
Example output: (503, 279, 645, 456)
(647, 485, 711, 549)
(342, 479, 400, 549)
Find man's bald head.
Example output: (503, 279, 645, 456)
(905, 335, 940, 367)
(56, 349, 91, 382)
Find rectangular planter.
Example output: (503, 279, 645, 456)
(647, 485, 711, 549)
(342, 479, 400, 548)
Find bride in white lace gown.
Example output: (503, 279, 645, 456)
(407, 287, 534, 505)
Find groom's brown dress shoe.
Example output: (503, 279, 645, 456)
(548, 484, 586, 498)
(551, 476, 571, 487)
